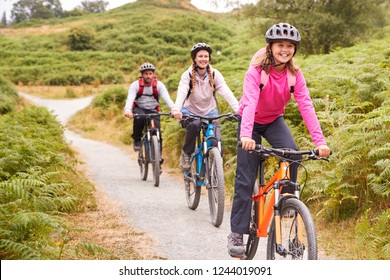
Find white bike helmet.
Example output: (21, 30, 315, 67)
(190, 42, 212, 61)
(265, 23, 301, 44)
(139, 62, 156, 73)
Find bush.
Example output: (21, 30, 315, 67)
(92, 86, 127, 110)
(0, 76, 18, 115)
(0, 106, 95, 259)
(66, 26, 97, 51)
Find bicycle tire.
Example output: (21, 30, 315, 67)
(242, 197, 259, 260)
(138, 139, 148, 181)
(151, 135, 160, 187)
(207, 147, 224, 227)
(185, 154, 201, 210)
(266, 198, 317, 260)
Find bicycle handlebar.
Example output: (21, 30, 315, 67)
(133, 112, 172, 118)
(182, 113, 238, 122)
(237, 141, 332, 161)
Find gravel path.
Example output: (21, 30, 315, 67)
(19, 92, 266, 260)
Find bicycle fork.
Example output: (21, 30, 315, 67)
(273, 179, 302, 257)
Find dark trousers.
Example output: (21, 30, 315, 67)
(181, 119, 221, 155)
(230, 116, 301, 234)
(132, 107, 162, 152)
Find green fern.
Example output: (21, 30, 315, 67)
(0, 239, 41, 260)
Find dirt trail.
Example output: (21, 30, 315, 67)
(19, 92, 267, 260)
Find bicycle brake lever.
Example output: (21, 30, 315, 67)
(308, 154, 330, 162)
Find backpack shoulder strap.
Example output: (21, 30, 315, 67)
(151, 74, 158, 100)
(286, 68, 296, 93)
(186, 71, 192, 99)
(259, 68, 296, 93)
(136, 77, 144, 99)
(259, 68, 269, 90)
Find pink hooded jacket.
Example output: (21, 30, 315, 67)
(238, 66, 326, 147)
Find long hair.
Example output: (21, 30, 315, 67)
(189, 63, 215, 95)
(251, 43, 299, 75)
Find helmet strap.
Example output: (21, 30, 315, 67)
(195, 64, 206, 70)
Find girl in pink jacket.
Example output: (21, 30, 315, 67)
(228, 23, 330, 258)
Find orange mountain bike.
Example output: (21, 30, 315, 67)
(241, 143, 330, 260)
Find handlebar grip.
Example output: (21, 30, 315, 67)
(313, 150, 333, 156)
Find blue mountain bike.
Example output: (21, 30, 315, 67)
(183, 113, 237, 227)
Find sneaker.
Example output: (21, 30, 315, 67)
(180, 151, 191, 171)
(227, 232, 245, 257)
(159, 159, 164, 174)
(133, 140, 142, 151)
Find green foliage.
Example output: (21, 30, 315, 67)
(0, 76, 19, 115)
(92, 86, 127, 110)
(355, 208, 390, 259)
(80, 1, 109, 13)
(0, 0, 389, 259)
(11, 0, 64, 23)
(297, 37, 390, 223)
(66, 26, 97, 51)
(0, 106, 95, 259)
(0, 107, 67, 179)
(242, 0, 388, 54)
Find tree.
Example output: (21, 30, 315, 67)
(243, 0, 387, 54)
(11, 0, 63, 23)
(79, 0, 109, 13)
(1, 12, 7, 27)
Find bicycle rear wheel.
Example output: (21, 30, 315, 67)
(266, 198, 317, 260)
(151, 135, 160, 187)
(138, 139, 148, 181)
(184, 154, 201, 210)
(207, 147, 224, 227)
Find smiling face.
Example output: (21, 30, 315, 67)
(194, 49, 210, 69)
(271, 40, 296, 65)
(141, 70, 154, 86)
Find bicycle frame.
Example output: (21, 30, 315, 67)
(143, 117, 160, 159)
(254, 160, 296, 238)
(190, 121, 220, 187)
(134, 112, 170, 187)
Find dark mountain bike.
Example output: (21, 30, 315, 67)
(134, 112, 170, 187)
(183, 113, 237, 227)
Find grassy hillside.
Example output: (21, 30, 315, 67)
(0, 0, 251, 94)
(0, 0, 389, 259)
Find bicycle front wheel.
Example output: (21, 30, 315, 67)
(266, 198, 317, 260)
(207, 147, 224, 227)
(242, 187, 259, 260)
(150, 135, 160, 187)
(184, 154, 201, 210)
(138, 139, 148, 181)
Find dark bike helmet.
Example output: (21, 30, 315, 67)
(265, 23, 301, 44)
(190, 42, 212, 61)
(139, 62, 156, 73)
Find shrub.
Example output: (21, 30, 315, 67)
(92, 86, 127, 110)
(0, 76, 18, 115)
(66, 26, 97, 51)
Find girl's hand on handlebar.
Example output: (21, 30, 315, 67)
(124, 112, 133, 119)
(316, 144, 331, 158)
(240, 136, 256, 150)
(171, 109, 182, 120)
